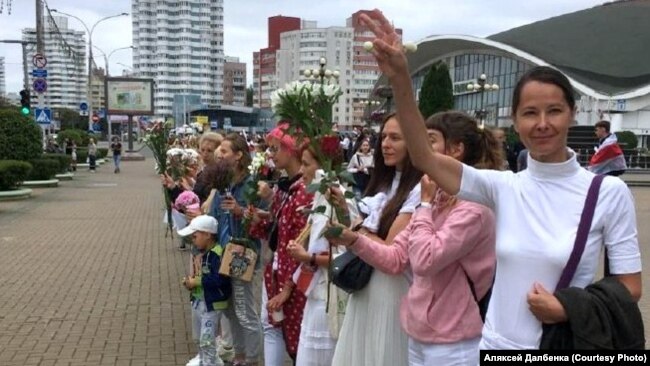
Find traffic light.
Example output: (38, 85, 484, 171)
(19, 89, 31, 115)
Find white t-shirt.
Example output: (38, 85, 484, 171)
(458, 149, 641, 349)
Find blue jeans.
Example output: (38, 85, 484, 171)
(113, 154, 121, 170)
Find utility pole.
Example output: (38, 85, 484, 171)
(35, 0, 44, 109)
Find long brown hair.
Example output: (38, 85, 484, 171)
(364, 113, 423, 240)
(425, 111, 503, 170)
(223, 133, 252, 176)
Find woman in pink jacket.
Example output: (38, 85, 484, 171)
(328, 111, 501, 366)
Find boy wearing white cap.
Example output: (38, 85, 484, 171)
(179, 215, 232, 366)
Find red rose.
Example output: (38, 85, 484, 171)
(319, 135, 341, 159)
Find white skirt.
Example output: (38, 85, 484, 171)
(331, 270, 409, 366)
(295, 296, 336, 366)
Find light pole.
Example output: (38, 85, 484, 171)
(303, 57, 340, 127)
(51, 9, 128, 134)
(361, 99, 381, 126)
(467, 74, 499, 128)
(93, 45, 133, 140)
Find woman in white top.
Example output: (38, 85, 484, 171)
(331, 113, 422, 366)
(347, 139, 374, 196)
(286, 145, 359, 366)
(359, 10, 641, 350)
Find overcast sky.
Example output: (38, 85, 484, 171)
(1, 0, 605, 95)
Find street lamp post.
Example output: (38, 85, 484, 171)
(93, 45, 133, 140)
(51, 9, 128, 134)
(467, 74, 499, 128)
(362, 99, 381, 126)
(303, 57, 340, 126)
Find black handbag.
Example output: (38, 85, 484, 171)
(330, 250, 373, 293)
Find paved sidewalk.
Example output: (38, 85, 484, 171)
(1, 159, 650, 366)
(0, 159, 195, 366)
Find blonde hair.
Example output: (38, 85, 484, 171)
(199, 132, 224, 148)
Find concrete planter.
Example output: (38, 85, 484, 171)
(22, 179, 60, 188)
(55, 172, 74, 181)
(0, 188, 33, 201)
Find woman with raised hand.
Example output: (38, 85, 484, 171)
(329, 113, 422, 366)
(328, 112, 498, 365)
(359, 9, 642, 350)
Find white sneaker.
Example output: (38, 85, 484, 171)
(218, 340, 235, 363)
(186, 354, 201, 366)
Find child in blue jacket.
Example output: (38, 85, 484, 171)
(180, 215, 232, 366)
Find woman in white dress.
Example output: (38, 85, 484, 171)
(330, 114, 422, 366)
(286, 145, 359, 366)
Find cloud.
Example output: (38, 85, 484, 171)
(1, 0, 604, 94)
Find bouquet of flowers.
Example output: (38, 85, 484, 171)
(174, 190, 200, 213)
(143, 121, 176, 237)
(271, 79, 354, 233)
(166, 148, 199, 182)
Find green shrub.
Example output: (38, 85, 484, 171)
(42, 153, 72, 173)
(0, 109, 43, 161)
(56, 129, 91, 146)
(0, 160, 33, 190)
(26, 159, 59, 180)
(75, 148, 88, 164)
(615, 130, 638, 149)
(97, 148, 108, 159)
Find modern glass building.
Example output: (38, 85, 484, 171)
(376, 0, 650, 147)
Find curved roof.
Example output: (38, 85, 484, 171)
(489, 0, 650, 96)
(376, 0, 650, 100)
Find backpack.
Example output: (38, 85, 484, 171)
(463, 268, 493, 322)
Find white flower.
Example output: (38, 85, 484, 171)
(321, 84, 341, 98)
(270, 90, 282, 109)
(166, 147, 184, 156)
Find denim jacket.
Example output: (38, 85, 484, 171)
(208, 174, 265, 268)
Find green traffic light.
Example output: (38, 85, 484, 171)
(21, 107, 30, 115)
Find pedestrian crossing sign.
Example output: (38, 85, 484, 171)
(35, 108, 52, 125)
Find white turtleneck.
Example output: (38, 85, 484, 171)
(458, 149, 640, 350)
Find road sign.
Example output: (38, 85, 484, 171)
(35, 108, 52, 125)
(210, 121, 218, 129)
(196, 116, 208, 124)
(32, 54, 47, 68)
(32, 69, 47, 78)
(92, 114, 100, 123)
(33, 78, 47, 93)
(79, 111, 89, 116)
(79, 102, 88, 111)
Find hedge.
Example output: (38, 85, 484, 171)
(97, 148, 108, 159)
(56, 129, 91, 147)
(42, 153, 72, 173)
(0, 109, 43, 161)
(0, 160, 33, 190)
(26, 159, 60, 181)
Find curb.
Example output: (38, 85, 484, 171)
(55, 173, 74, 181)
(22, 179, 60, 188)
(0, 188, 33, 201)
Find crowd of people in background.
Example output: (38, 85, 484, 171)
(144, 10, 642, 366)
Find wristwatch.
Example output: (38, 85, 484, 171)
(416, 202, 432, 210)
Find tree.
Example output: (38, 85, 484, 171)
(55, 108, 85, 130)
(246, 85, 254, 107)
(418, 61, 454, 119)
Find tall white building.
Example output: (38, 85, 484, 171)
(277, 23, 354, 126)
(132, 0, 225, 118)
(22, 16, 86, 110)
(0, 57, 5, 96)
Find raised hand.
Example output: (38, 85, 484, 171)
(359, 9, 409, 80)
(420, 175, 439, 203)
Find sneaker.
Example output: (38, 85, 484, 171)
(186, 354, 200, 366)
(218, 341, 235, 363)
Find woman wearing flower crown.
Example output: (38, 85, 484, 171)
(248, 123, 314, 365)
(285, 142, 359, 366)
